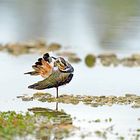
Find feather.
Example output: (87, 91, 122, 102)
(28, 71, 73, 90)
(24, 71, 39, 76)
(25, 53, 53, 78)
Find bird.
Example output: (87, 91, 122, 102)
(25, 53, 74, 98)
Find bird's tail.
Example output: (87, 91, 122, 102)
(28, 78, 51, 90)
(24, 71, 39, 76)
(25, 53, 53, 78)
(28, 82, 45, 90)
(28, 83, 41, 89)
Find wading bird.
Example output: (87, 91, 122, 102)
(25, 53, 74, 98)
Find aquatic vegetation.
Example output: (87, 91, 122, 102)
(18, 93, 140, 108)
(1, 40, 140, 67)
(0, 111, 35, 139)
(98, 53, 140, 67)
(2, 93, 140, 140)
(33, 92, 52, 98)
(28, 107, 73, 125)
(85, 54, 96, 67)
(56, 51, 77, 57)
(1, 40, 47, 56)
(94, 130, 107, 139)
(56, 51, 81, 63)
(68, 55, 81, 63)
(47, 43, 61, 52)
(0, 40, 61, 56)
(0, 108, 74, 140)
(98, 53, 119, 67)
(17, 95, 33, 101)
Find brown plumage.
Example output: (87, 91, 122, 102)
(25, 53, 74, 98)
(25, 53, 53, 78)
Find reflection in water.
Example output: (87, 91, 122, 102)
(0, 103, 74, 140)
(0, 0, 140, 51)
(56, 102, 58, 111)
(28, 102, 74, 140)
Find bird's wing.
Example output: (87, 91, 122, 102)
(28, 71, 73, 90)
(24, 53, 53, 78)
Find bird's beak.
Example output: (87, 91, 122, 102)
(52, 56, 57, 60)
(68, 66, 74, 73)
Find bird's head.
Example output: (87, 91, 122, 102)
(53, 57, 74, 73)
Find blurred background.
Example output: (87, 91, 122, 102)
(1, 1, 140, 139)
(0, 0, 140, 53)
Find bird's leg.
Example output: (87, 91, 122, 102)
(56, 102, 58, 111)
(56, 87, 59, 98)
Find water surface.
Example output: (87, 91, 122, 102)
(0, 0, 140, 139)
(0, 0, 140, 52)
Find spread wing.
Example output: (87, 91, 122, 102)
(25, 53, 53, 78)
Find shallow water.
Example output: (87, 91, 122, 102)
(0, 53, 140, 139)
(1, 0, 140, 139)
